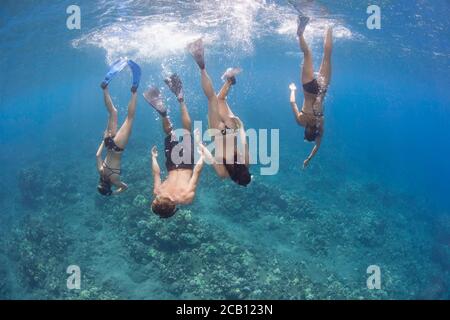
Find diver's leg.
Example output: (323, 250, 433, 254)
(201, 69, 216, 100)
(217, 67, 243, 127)
(201, 69, 221, 129)
(161, 115, 173, 136)
(188, 38, 221, 129)
(299, 34, 315, 85)
(179, 100, 192, 132)
(190, 38, 214, 99)
(113, 92, 137, 148)
(179, 101, 193, 161)
(217, 79, 232, 101)
(319, 27, 333, 87)
(103, 87, 118, 137)
(217, 80, 237, 128)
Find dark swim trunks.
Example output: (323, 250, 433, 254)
(164, 133, 195, 171)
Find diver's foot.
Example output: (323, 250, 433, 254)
(221, 67, 242, 85)
(143, 86, 168, 117)
(128, 60, 141, 93)
(164, 73, 184, 102)
(297, 15, 310, 37)
(194, 128, 202, 144)
(187, 38, 205, 70)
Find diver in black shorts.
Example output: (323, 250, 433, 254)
(143, 74, 205, 218)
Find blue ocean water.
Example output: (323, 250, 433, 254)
(0, 0, 449, 299)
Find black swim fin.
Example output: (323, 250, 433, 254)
(143, 86, 167, 117)
(187, 38, 205, 70)
(164, 73, 184, 101)
(100, 58, 128, 89)
(297, 15, 310, 36)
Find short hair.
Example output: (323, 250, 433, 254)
(151, 197, 177, 218)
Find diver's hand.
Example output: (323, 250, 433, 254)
(289, 83, 297, 91)
(303, 158, 311, 169)
(113, 183, 128, 195)
(194, 128, 202, 145)
(198, 143, 214, 164)
(236, 117, 243, 129)
(151, 146, 158, 158)
(231, 116, 243, 129)
(197, 146, 205, 160)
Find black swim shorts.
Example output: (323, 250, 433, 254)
(164, 133, 195, 171)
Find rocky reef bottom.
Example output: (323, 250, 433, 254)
(0, 152, 448, 300)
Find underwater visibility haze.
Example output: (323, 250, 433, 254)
(0, 0, 449, 299)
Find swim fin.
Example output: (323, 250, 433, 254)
(100, 57, 128, 89)
(221, 67, 242, 85)
(288, 0, 305, 15)
(164, 73, 184, 101)
(187, 38, 205, 70)
(297, 15, 310, 37)
(128, 60, 141, 93)
(143, 86, 167, 117)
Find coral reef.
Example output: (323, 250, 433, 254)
(0, 260, 10, 298)
(7, 212, 72, 298)
(17, 166, 44, 207)
(1, 159, 448, 299)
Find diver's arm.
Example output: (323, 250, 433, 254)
(217, 80, 232, 100)
(113, 181, 128, 195)
(212, 162, 230, 178)
(289, 83, 304, 125)
(244, 143, 250, 166)
(187, 152, 205, 195)
(198, 142, 229, 178)
(96, 141, 105, 172)
(151, 146, 162, 194)
(236, 118, 250, 166)
(303, 136, 322, 169)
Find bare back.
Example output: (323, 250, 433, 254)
(299, 91, 325, 129)
(156, 169, 194, 204)
(101, 150, 123, 183)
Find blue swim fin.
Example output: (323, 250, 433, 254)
(128, 59, 141, 93)
(100, 57, 128, 89)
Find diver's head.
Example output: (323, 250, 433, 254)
(151, 196, 178, 218)
(97, 177, 113, 196)
(304, 124, 319, 142)
(225, 163, 251, 187)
